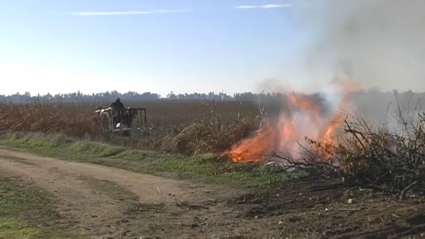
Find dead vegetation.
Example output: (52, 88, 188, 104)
(337, 113, 425, 198)
(0, 101, 102, 137)
(270, 109, 425, 197)
(0, 100, 259, 155)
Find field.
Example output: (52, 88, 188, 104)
(0, 101, 262, 154)
(0, 100, 425, 238)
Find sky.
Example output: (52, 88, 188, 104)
(1, 0, 313, 96)
(1, 0, 425, 97)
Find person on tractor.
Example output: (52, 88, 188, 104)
(111, 98, 125, 110)
(111, 98, 126, 125)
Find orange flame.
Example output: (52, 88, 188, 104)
(229, 81, 356, 163)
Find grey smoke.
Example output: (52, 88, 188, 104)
(290, 0, 425, 92)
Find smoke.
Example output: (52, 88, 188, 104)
(253, 0, 425, 133)
(290, 0, 425, 91)
(231, 0, 425, 163)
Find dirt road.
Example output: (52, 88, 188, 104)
(0, 148, 245, 239)
(1, 148, 425, 239)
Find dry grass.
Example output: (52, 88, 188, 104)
(0, 100, 260, 155)
(0, 101, 101, 137)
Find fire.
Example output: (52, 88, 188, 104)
(229, 81, 356, 163)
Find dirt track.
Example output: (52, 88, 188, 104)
(0, 148, 244, 238)
(1, 148, 425, 239)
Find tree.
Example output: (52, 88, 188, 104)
(167, 91, 177, 100)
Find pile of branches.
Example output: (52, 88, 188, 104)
(267, 146, 340, 178)
(267, 113, 425, 199)
(336, 113, 425, 198)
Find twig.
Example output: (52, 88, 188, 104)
(344, 119, 366, 150)
(399, 181, 419, 201)
(339, 208, 362, 211)
(175, 202, 209, 210)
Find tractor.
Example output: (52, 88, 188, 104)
(94, 106, 147, 136)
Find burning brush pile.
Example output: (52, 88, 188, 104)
(225, 82, 425, 195)
(227, 81, 353, 164)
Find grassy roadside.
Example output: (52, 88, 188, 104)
(0, 133, 302, 188)
(0, 176, 80, 239)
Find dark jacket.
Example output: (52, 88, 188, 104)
(111, 99, 125, 109)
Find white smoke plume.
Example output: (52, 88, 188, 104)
(289, 0, 425, 92)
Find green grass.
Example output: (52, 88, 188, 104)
(0, 133, 302, 187)
(0, 176, 80, 239)
(68, 141, 125, 157)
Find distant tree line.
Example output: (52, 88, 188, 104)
(0, 90, 286, 103)
(1, 90, 424, 111)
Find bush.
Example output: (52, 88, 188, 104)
(160, 117, 258, 155)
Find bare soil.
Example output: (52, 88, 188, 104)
(0, 148, 424, 239)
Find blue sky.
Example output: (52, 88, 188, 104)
(0, 0, 317, 96)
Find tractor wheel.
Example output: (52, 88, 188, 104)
(100, 112, 112, 132)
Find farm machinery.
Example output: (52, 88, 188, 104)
(94, 106, 147, 136)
